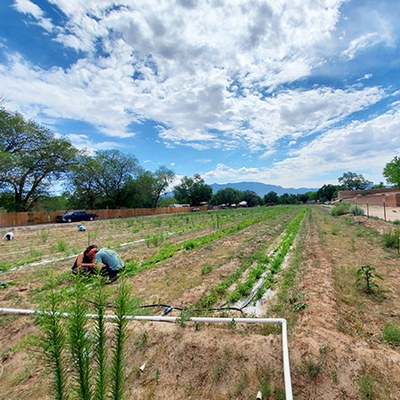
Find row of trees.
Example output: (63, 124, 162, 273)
(1, 107, 400, 212)
(0, 107, 176, 211)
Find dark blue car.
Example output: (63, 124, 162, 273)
(56, 211, 98, 223)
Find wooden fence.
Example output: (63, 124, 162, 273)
(0, 206, 208, 228)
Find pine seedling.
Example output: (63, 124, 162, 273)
(36, 279, 69, 400)
(68, 274, 92, 400)
(110, 276, 132, 400)
(93, 275, 108, 400)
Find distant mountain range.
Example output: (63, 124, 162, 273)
(209, 182, 318, 196)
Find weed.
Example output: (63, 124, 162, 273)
(259, 377, 270, 397)
(274, 388, 286, 400)
(382, 323, 400, 345)
(383, 229, 400, 251)
(356, 265, 382, 293)
(331, 226, 339, 235)
(234, 373, 248, 394)
(301, 345, 329, 380)
(39, 229, 49, 243)
(358, 374, 375, 400)
(293, 302, 308, 311)
(134, 331, 148, 350)
(211, 359, 226, 381)
(56, 240, 68, 253)
(154, 368, 160, 384)
(201, 264, 213, 275)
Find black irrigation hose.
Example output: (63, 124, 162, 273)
(88, 301, 245, 316)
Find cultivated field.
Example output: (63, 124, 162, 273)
(1, 205, 400, 399)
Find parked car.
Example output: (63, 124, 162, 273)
(56, 211, 98, 223)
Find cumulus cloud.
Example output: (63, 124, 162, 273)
(204, 103, 400, 187)
(4, 0, 400, 186)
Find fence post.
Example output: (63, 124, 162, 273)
(366, 203, 369, 218)
(383, 199, 386, 221)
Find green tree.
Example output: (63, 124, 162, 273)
(0, 108, 77, 211)
(239, 190, 262, 207)
(263, 191, 279, 205)
(383, 156, 400, 188)
(94, 150, 139, 208)
(151, 166, 175, 208)
(68, 150, 139, 209)
(173, 174, 212, 206)
(211, 188, 241, 206)
(370, 182, 386, 189)
(338, 171, 372, 190)
(316, 184, 339, 202)
(66, 154, 103, 209)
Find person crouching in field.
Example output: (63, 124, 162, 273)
(71, 244, 97, 275)
(93, 247, 125, 283)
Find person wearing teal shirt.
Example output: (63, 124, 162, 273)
(94, 247, 124, 283)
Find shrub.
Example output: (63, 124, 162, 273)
(330, 202, 350, 216)
(349, 205, 365, 216)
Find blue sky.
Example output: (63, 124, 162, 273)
(1, 0, 400, 189)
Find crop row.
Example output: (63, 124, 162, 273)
(193, 207, 305, 311)
(124, 207, 291, 277)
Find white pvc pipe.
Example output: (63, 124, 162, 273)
(0, 308, 293, 400)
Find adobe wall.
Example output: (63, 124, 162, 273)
(343, 193, 400, 207)
(338, 188, 399, 200)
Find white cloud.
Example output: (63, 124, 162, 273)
(63, 133, 121, 154)
(203, 103, 400, 187)
(343, 32, 387, 59)
(13, 0, 53, 31)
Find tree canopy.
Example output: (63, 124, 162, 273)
(173, 174, 212, 206)
(338, 171, 372, 190)
(0, 108, 77, 211)
(383, 156, 400, 188)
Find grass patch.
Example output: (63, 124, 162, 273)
(382, 323, 400, 345)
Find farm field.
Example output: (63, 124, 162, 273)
(1, 205, 400, 399)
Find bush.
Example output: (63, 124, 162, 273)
(349, 205, 365, 216)
(330, 203, 350, 216)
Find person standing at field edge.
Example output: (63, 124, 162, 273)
(93, 246, 125, 283)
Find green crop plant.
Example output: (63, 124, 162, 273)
(125, 207, 287, 278)
(356, 264, 382, 293)
(36, 279, 69, 400)
(68, 276, 92, 400)
(255, 209, 305, 300)
(36, 274, 135, 400)
(144, 233, 164, 248)
(382, 323, 400, 345)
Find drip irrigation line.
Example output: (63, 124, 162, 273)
(87, 300, 245, 316)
